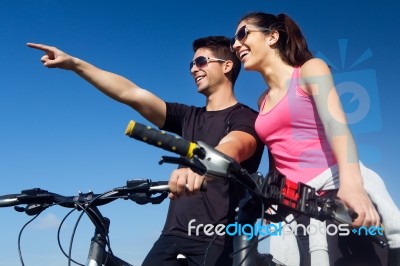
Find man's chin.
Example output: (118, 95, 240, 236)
(196, 85, 205, 92)
(197, 87, 209, 96)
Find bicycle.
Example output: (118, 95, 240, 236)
(1, 120, 387, 266)
(123, 120, 387, 266)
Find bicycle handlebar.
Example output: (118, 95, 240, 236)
(0, 179, 170, 266)
(126, 120, 258, 187)
(123, 120, 387, 249)
(0, 194, 21, 207)
(0, 179, 170, 213)
(125, 120, 205, 159)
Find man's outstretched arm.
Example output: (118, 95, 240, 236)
(27, 43, 166, 128)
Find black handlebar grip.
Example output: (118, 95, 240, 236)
(0, 194, 19, 207)
(125, 120, 197, 158)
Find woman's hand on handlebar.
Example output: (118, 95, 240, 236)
(168, 168, 205, 199)
(337, 183, 380, 228)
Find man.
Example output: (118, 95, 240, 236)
(28, 36, 264, 265)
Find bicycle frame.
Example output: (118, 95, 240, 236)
(83, 204, 132, 266)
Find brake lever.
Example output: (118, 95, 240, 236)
(14, 203, 50, 216)
(159, 156, 207, 175)
(319, 197, 357, 225)
(129, 192, 169, 205)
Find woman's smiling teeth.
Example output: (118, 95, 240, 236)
(239, 50, 249, 60)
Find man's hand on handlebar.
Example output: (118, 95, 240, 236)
(168, 168, 206, 199)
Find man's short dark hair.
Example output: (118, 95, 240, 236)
(193, 36, 241, 86)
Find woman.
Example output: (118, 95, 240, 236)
(231, 12, 399, 265)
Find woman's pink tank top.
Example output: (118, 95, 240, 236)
(255, 67, 336, 183)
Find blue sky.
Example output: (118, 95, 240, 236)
(0, 1, 399, 265)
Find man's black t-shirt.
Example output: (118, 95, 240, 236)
(160, 102, 264, 246)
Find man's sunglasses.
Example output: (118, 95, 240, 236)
(190, 56, 226, 70)
(230, 25, 272, 52)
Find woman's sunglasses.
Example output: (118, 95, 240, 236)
(189, 56, 226, 70)
(230, 25, 271, 52)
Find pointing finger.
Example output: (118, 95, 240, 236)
(27, 42, 54, 53)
